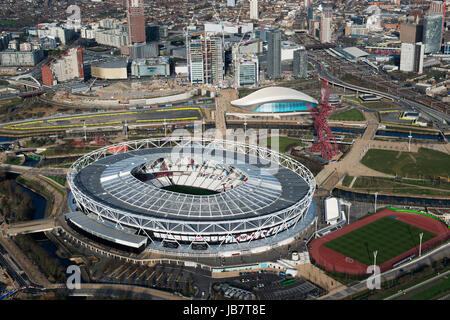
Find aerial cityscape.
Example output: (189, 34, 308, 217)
(0, 0, 449, 305)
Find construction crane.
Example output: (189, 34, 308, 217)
(35, 19, 40, 44)
(83, 77, 98, 94)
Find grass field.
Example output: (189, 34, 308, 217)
(267, 136, 306, 153)
(323, 216, 436, 266)
(342, 175, 354, 187)
(330, 108, 365, 121)
(360, 99, 401, 110)
(385, 126, 438, 134)
(45, 175, 67, 187)
(4, 156, 22, 165)
(351, 176, 450, 197)
(361, 148, 450, 178)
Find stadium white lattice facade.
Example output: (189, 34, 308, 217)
(67, 137, 316, 256)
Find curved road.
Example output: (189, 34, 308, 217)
(309, 56, 450, 126)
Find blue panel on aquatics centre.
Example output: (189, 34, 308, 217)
(254, 101, 318, 113)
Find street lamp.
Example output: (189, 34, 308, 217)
(163, 119, 167, 137)
(83, 120, 87, 141)
(419, 232, 424, 257)
(408, 131, 412, 152)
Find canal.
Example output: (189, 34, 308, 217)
(3, 172, 71, 271)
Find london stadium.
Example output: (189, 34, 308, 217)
(66, 137, 316, 257)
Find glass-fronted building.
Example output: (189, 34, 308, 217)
(131, 57, 171, 78)
(293, 49, 308, 79)
(423, 14, 443, 54)
(267, 30, 282, 79)
(236, 54, 259, 87)
(254, 101, 317, 112)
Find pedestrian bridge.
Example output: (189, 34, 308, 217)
(4, 218, 58, 236)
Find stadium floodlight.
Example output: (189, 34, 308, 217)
(373, 250, 378, 269)
(347, 202, 352, 225)
(419, 232, 423, 256)
(374, 192, 378, 212)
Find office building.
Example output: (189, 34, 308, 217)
(281, 41, 305, 61)
(400, 23, 423, 43)
(423, 14, 443, 53)
(131, 57, 171, 78)
(400, 42, 424, 74)
(0, 33, 11, 51)
(130, 42, 158, 59)
(0, 49, 44, 66)
(36, 23, 75, 45)
(250, 0, 259, 20)
(320, 11, 332, 43)
(95, 29, 129, 48)
(159, 26, 169, 39)
(444, 42, 450, 54)
(232, 40, 263, 57)
(235, 54, 259, 87)
(126, 0, 146, 44)
(147, 25, 160, 42)
(188, 33, 224, 85)
(345, 22, 368, 37)
(293, 49, 308, 78)
(42, 46, 84, 86)
(267, 29, 282, 79)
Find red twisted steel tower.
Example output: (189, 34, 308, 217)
(309, 78, 339, 160)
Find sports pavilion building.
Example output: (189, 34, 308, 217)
(66, 137, 317, 257)
(230, 87, 318, 113)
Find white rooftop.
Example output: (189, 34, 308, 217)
(324, 197, 341, 225)
(231, 87, 318, 108)
(342, 46, 369, 58)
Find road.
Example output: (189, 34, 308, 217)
(322, 242, 450, 300)
(384, 269, 450, 300)
(70, 283, 191, 300)
(0, 243, 28, 288)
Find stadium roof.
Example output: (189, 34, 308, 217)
(73, 146, 310, 222)
(65, 211, 147, 248)
(230, 87, 318, 108)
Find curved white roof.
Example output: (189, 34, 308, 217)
(231, 87, 318, 108)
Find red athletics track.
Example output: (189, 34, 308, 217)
(309, 208, 450, 275)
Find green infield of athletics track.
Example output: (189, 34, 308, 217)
(323, 216, 436, 266)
